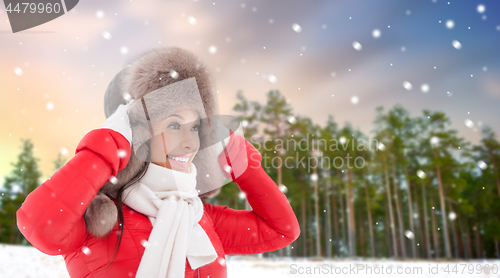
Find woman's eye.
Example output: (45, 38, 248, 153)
(191, 124, 200, 131)
(167, 122, 181, 129)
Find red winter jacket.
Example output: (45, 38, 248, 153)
(17, 129, 300, 278)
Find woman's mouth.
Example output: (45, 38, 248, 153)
(166, 154, 190, 168)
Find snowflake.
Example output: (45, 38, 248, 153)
(292, 23, 301, 33)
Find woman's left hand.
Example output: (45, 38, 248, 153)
(218, 129, 262, 182)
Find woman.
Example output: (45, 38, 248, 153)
(16, 47, 300, 278)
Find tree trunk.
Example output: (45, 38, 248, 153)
(346, 169, 356, 257)
(433, 149, 452, 258)
(363, 167, 375, 257)
(403, 166, 416, 258)
(308, 196, 314, 257)
(332, 172, 340, 257)
(421, 181, 432, 258)
(464, 217, 473, 259)
(391, 155, 406, 258)
(474, 224, 481, 258)
(456, 210, 466, 258)
(413, 178, 423, 258)
(324, 173, 332, 258)
(495, 240, 500, 259)
(447, 200, 459, 258)
(383, 153, 398, 257)
(276, 123, 284, 257)
(358, 209, 365, 256)
(384, 197, 392, 257)
(430, 193, 440, 258)
(301, 188, 307, 257)
(312, 163, 321, 257)
(338, 169, 347, 256)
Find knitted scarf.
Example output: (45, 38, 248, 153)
(121, 162, 218, 278)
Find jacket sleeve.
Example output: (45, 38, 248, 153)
(204, 166, 301, 255)
(16, 128, 131, 256)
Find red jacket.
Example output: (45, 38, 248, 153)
(17, 129, 300, 278)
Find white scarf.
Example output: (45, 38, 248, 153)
(121, 162, 218, 278)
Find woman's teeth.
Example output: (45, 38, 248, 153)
(167, 155, 189, 163)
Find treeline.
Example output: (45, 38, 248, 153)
(0, 140, 65, 245)
(1, 90, 499, 260)
(212, 90, 500, 259)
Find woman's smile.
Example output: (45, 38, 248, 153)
(167, 154, 193, 168)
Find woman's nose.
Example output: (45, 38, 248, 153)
(179, 126, 198, 150)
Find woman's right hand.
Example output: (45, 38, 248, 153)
(100, 99, 136, 144)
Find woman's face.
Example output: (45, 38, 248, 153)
(149, 109, 201, 173)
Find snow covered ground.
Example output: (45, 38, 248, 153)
(1, 244, 499, 277)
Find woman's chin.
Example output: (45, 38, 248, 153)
(151, 159, 192, 173)
(168, 158, 191, 172)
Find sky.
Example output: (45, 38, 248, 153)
(1, 0, 499, 182)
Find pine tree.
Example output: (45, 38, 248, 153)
(53, 152, 67, 171)
(0, 139, 42, 244)
(260, 90, 294, 256)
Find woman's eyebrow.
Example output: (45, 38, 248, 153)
(167, 114, 185, 121)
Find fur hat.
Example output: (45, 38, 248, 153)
(84, 47, 226, 238)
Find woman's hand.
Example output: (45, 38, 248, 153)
(218, 129, 262, 182)
(100, 99, 136, 144)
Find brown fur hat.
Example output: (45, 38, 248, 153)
(84, 47, 226, 238)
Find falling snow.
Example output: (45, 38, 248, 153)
(477, 160, 487, 170)
(81, 246, 91, 256)
(352, 41, 362, 51)
(464, 119, 474, 128)
(267, 74, 277, 84)
(187, 16, 197, 25)
(238, 191, 246, 200)
(60, 147, 68, 156)
(170, 70, 179, 79)
(477, 4, 486, 13)
(109, 176, 118, 184)
(377, 142, 386, 151)
(372, 29, 381, 38)
(416, 170, 427, 179)
(14, 67, 23, 76)
(120, 46, 129, 55)
(404, 230, 414, 239)
(403, 81, 412, 91)
(279, 184, 288, 193)
(96, 10, 104, 18)
(421, 84, 429, 93)
(452, 40, 462, 49)
(292, 23, 301, 33)
(430, 136, 440, 146)
(102, 31, 112, 40)
(445, 19, 454, 29)
(208, 45, 217, 54)
(46, 102, 54, 111)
